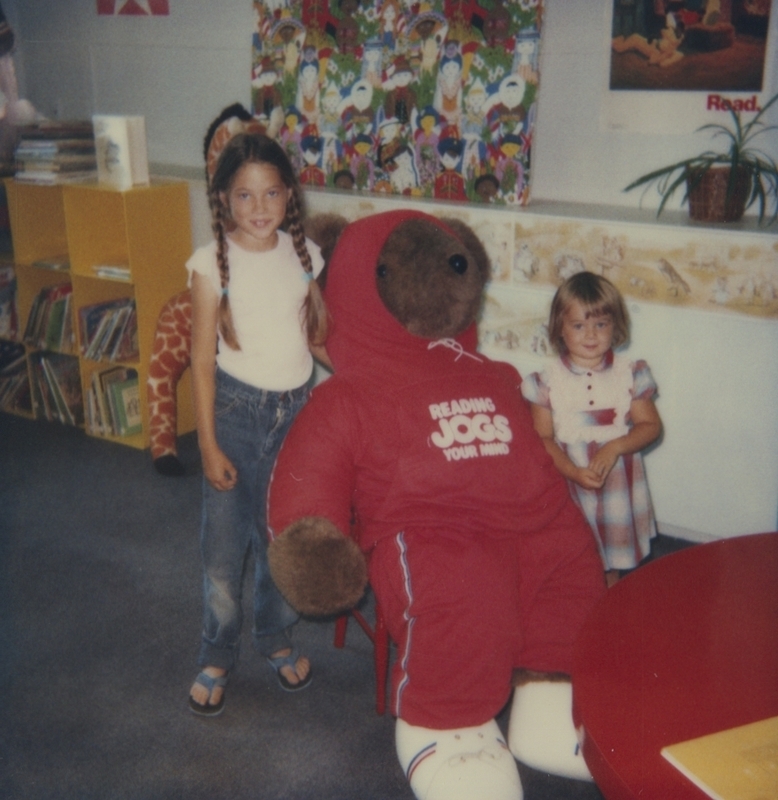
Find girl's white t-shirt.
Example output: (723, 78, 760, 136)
(186, 230, 324, 392)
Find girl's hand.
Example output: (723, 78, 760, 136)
(588, 441, 620, 481)
(572, 465, 605, 490)
(587, 397, 662, 483)
(202, 444, 238, 491)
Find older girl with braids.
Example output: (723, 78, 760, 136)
(187, 132, 327, 716)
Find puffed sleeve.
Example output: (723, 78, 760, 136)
(632, 360, 658, 400)
(520, 370, 551, 408)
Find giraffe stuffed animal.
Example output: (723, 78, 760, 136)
(147, 289, 192, 476)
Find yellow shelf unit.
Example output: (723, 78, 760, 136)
(3, 179, 195, 448)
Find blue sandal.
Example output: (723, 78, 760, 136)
(189, 670, 228, 716)
(267, 647, 312, 692)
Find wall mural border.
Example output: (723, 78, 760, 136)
(302, 190, 778, 363)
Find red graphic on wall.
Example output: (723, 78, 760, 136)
(97, 0, 169, 15)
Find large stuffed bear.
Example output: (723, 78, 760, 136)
(267, 210, 605, 800)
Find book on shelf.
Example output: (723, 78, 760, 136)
(0, 340, 30, 413)
(14, 169, 97, 186)
(32, 257, 70, 271)
(110, 376, 142, 436)
(41, 357, 72, 424)
(660, 715, 778, 800)
(41, 284, 71, 351)
(29, 352, 83, 426)
(23, 283, 75, 353)
(17, 120, 95, 141)
(86, 366, 140, 437)
(16, 155, 98, 174)
(78, 297, 126, 352)
(92, 264, 131, 281)
(30, 355, 52, 420)
(15, 140, 97, 157)
(78, 297, 138, 362)
(0, 264, 18, 339)
(93, 114, 149, 191)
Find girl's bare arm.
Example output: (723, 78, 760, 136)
(190, 272, 237, 490)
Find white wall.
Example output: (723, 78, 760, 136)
(5, 0, 254, 172)
(5, 0, 778, 212)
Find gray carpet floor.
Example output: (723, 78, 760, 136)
(0, 412, 691, 799)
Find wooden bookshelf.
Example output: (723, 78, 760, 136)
(1, 178, 195, 449)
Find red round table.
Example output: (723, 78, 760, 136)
(572, 532, 778, 799)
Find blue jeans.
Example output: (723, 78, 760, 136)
(197, 368, 310, 671)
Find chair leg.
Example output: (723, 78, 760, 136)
(374, 599, 389, 716)
(334, 613, 348, 649)
(332, 600, 390, 715)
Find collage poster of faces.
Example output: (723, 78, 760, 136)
(251, 0, 542, 205)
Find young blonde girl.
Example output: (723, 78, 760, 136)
(188, 132, 327, 715)
(522, 272, 662, 587)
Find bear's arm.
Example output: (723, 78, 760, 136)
(268, 379, 359, 538)
(267, 379, 368, 615)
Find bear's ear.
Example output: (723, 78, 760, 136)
(303, 214, 349, 289)
(439, 217, 492, 282)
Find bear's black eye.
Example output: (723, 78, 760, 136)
(377, 264, 388, 279)
(449, 254, 468, 275)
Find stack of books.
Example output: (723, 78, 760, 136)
(23, 283, 75, 353)
(14, 120, 97, 185)
(86, 365, 141, 437)
(78, 297, 138, 362)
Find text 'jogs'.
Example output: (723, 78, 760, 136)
(428, 398, 513, 461)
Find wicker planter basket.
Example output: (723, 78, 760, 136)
(687, 166, 750, 223)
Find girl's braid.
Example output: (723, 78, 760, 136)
(287, 187, 327, 345)
(286, 188, 312, 274)
(208, 182, 241, 350)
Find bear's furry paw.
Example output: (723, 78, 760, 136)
(268, 517, 368, 616)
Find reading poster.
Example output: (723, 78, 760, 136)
(250, 0, 543, 205)
(610, 0, 771, 92)
(604, 0, 775, 133)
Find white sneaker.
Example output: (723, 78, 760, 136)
(508, 680, 592, 781)
(396, 718, 523, 800)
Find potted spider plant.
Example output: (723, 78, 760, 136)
(625, 91, 778, 225)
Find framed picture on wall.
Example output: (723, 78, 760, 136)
(249, 0, 544, 206)
(610, 0, 771, 92)
(603, 0, 775, 133)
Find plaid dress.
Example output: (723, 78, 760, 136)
(522, 351, 658, 570)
